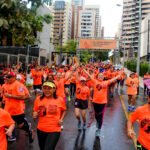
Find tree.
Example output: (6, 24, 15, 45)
(56, 40, 77, 53)
(0, 0, 52, 46)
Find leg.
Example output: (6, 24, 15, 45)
(128, 95, 132, 105)
(37, 129, 48, 150)
(45, 132, 60, 150)
(81, 109, 87, 124)
(93, 103, 106, 129)
(75, 108, 81, 122)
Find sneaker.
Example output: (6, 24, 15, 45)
(131, 106, 136, 112)
(28, 130, 34, 143)
(83, 123, 86, 130)
(61, 125, 64, 130)
(95, 129, 101, 137)
(68, 96, 71, 102)
(127, 105, 132, 112)
(77, 121, 81, 130)
(8, 135, 16, 142)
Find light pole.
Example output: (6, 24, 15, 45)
(136, 0, 142, 75)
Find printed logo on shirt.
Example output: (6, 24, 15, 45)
(47, 105, 57, 115)
(38, 105, 46, 117)
(18, 87, 24, 92)
(141, 118, 150, 134)
(77, 88, 81, 94)
(96, 84, 102, 91)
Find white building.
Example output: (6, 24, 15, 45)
(37, 4, 54, 65)
(84, 5, 101, 37)
(140, 13, 150, 58)
(77, 5, 101, 38)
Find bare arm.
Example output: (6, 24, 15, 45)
(5, 123, 15, 137)
(127, 119, 135, 138)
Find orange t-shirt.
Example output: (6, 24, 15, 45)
(64, 70, 72, 85)
(32, 71, 43, 85)
(76, 81, 90, 100)
(54, 78, 66, 98)
(2, 83, 9, 103)
(34, 96, 66, 132)
(126, 77, 139, 95)
(130, 104, 150, 149)
(92, 79, 110, 104)
(4, 80, 28, 116)
(0, 108, 14, 150)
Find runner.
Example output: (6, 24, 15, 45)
(4, 72, 34, 143)
(33, 81, 66, 150)
(125, 72, 139, 112)
(127, 94, 150, 150)
(74, 72, 91, 130)
(0, 108, 15, 150)
(84, 69, 120, 137)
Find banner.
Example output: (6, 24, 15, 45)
(79, 39, 117, 50)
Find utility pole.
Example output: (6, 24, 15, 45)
(136, 0, 142, 75)
(26, 44, 30, 72)
(59, 28, 63, 64)
(147, 20, 150, 61)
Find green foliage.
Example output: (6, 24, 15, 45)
(94, 51, 108, 61)
(0, 0, 52, 46)
(126, 59, 150, 76)
(56, 40, 77, 53)
(80, 51, 91, 63)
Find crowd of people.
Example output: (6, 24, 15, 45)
(0, 62, 149, 150)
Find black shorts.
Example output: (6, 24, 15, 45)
(74, 99, 88, 109)
(33, 85, 42, 90)
(12, 114, 25, 125)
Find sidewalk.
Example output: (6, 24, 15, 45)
(124, 68, 144, 89)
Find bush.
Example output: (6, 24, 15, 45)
(126, 60, 150, 76)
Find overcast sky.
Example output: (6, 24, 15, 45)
(85, 0, 123, 37)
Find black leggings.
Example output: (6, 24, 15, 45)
(12, 114, 30, 133)
(37, 129, 60, 150)
(93, 103, 106, 129)
(137, 141, 148, 150)
(70, 83, 76, 97)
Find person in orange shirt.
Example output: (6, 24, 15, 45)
(33, 81, 66, 150)
(127, 95, 150, 150)
(126, 72, 139, 112)
(4, 72, 34, 143)
(0, 108, 15, 150)
(32, 66, 43, 93)
(75, 76, 91, 130)
(84, 69, 120, 137)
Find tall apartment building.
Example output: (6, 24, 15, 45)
(77, 5, 101, 38)
(71, 0, 84, 39)
(84, 5, 101, 37)
(122, 0, 150, 53)
(51, 0, 72, 46)
(71, 0, 85, 6)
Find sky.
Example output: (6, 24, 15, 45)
(85, 0, 123, 37)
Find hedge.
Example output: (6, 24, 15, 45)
(126, 59, 150, 76)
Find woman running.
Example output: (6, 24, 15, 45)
(74, 71, 91, 130)
(33, 81, 66, 150)
(84, 69, 120, 137)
